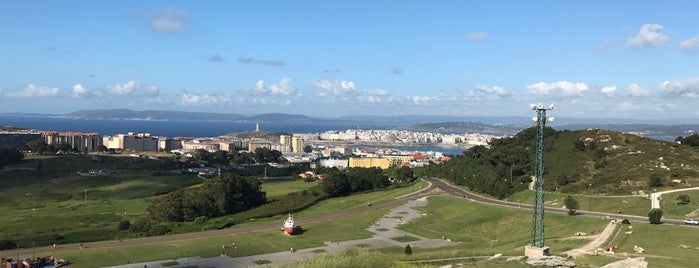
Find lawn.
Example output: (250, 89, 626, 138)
(0, 155, 200, 246)
(260, 178, 320, 198)
(507, 189, 651, 217)
(28, 208, 390, 267)
(395, 196, 609, 257)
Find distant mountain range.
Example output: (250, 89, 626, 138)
(2, 109, 698, 140)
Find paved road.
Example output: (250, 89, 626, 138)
(422, 177, 692, 226)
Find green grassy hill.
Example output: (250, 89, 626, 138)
(545, 128, 699, 194)
(430, 127, 699, 196)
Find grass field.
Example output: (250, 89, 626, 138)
(260, 178, 320, 198)
(29, 206, 391, 267)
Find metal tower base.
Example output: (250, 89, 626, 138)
(524, 245, 550, 258)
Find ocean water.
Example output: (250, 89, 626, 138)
(0, 116, 468, 155)
(0, 116, 396, 137)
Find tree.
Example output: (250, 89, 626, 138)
(404, 244, 412, 255)
(677, 194, 691, 205)
(648, 174, 663, 187)
(0, 148, 23, 165)
(648, 208, 663, 224)
(564, 195, 579, 215)
(118, 219, 131, 230)
(98, 145, 108, 152)
(320, 171, 351, 197)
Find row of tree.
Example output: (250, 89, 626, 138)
(147, 173, 266, 222)
(424, 127, 555, 198)
(188, 147, 283, 165)
(23, 140, 80, 154)
(319, 167, 407, 197)
(0, 148, 23, 166)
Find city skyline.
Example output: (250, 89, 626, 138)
(1, 1, 698, 120)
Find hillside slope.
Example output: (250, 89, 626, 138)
(429, 128, 699, 197)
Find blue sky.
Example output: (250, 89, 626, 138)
(1, 1, 698, 120)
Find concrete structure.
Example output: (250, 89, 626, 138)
(103, 132, 159, 152)
(319, 158, 349, 169)
(248, 141, 270, 152)
(42, 131, 101, 152)
(349, 157, 390, 169)
(291, 136, 305, 153)
(0, 131, 41, 149)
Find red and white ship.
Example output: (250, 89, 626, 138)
(282, 213, 300, 235)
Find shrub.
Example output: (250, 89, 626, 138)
(621, 219, 631, 225)
(118, 219, 131, 230)
(0, 239, 17, 250)
(194, 216, 208, 225)
(648, 208, 663, 224)
(404, 244, 412, 255)
(149, 224, 171, 236)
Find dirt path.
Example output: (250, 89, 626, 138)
(564, 220, 617, 258)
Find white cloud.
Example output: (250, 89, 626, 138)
(8, 84, 59, 97)
(181, 92, 230, 105)
(150, 7, 189, 33)
(680, 36, 699, 53)
(626, 24, 669, 48)
(471, 85, 513, 100)
(72, 84, 85, 97)
(627, 83, 650, 97)
(311, 80, 357, 96)
(411, 96, 432, 105)
(526, 81, 589, 96)
(660, 77, 699, 98)
(250, 77, 297, 96)
(616, 101, 640, 111)
(106, 81, 159, 96)
(600, 86, 617, 96)
(465, 32, 491, 41)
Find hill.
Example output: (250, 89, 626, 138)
(429, 128, 699, 196)
(399, 121, 522, 136)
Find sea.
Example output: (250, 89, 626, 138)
(0, 116, 467, 155)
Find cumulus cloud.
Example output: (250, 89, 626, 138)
(600, 86, 617, 96)
(526, 81, 589, 96)
(465, 32, 491, 41)
(680, 36, 699, 53)
(8, 84, 59, 97)
(209, 54, 224, 62)
(72, 84, 86, 97)
(250, 77, 297, 96)
(616, 101, 640, 111)
(411, 96, 432, 105)
(150, 6, 189, 33)
(106, 80, 159, 96)
(660, 77, 699, 98)
(627, 83, 650, 97)
(627, 24, 669, 48)
(311, 80, 357, 96)
(181, 92, 231, 105)
(471, 85, 513, 100)
(238, 56, 286, 66)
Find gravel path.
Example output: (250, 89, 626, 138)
(563, 220, 617, 258)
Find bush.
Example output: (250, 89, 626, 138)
(149, 224, 171, 236)
(648, 208, 663, 224)
(194, 216, 208, 225)
(621, 219, 631, 225)
(404, 244, 412, 255)
(0, 239, 17, 250)
(118, 219, 131, 230)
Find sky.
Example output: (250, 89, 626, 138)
(1, 1, 698, 120)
